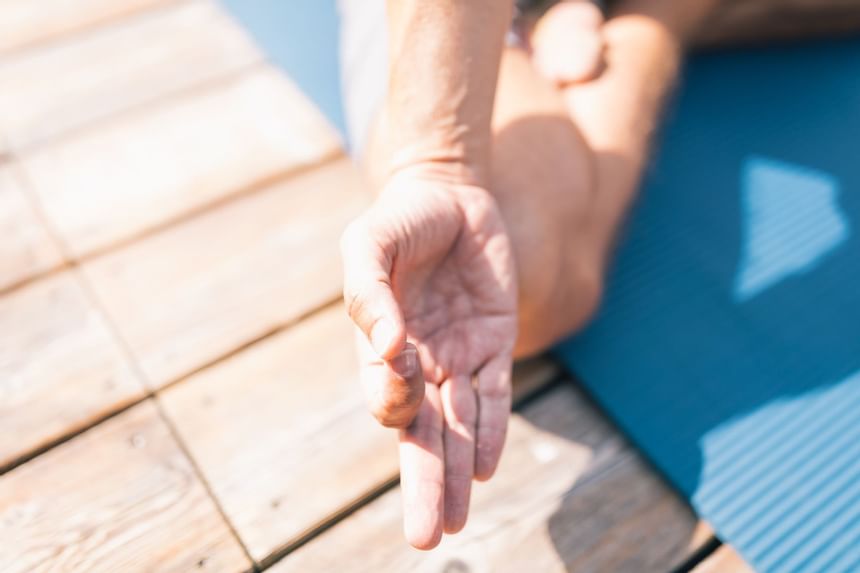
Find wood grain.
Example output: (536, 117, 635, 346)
(0, 0, 261, 152)
(693, 545, 755, 573)
(83, 158, 370, 387)
(20, 65, 342, 258)
(0, 164, 63, 291)
(160, 303, 562, 564)
(0, 0, 178, 55)
(160, 306, 398, 563)
(270, 382, 704, 573)
(0, 400, 251, 573)
(0, 272, 145, 469)
(701, 0, 860, 46)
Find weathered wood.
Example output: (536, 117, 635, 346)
(0, 400, 251, 573)
(0, 164, 64, 291)
(0, 0, 261, 152)
(0, 0, 177, 55)
(701, 0, 860, 47)
(83, 158, 370, 387)
(0, 272, 145, 469)
(159, 303, 560, 565)
(693, 545, 755, 573)
(160, 305, 397, 563)
(20, 65, 342, 258)
(271, 382, 705, 573)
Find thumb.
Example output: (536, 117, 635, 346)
(340, 215, 406, 360)
(357, 332, 425, 428)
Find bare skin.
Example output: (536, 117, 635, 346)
(342, 0, 718, 550)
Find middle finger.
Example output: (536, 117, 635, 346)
(440, 374, 478, 533)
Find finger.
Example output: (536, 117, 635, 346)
(399, 383, 445, 550)
(474, 354, 513, 481)
(440, 375, 477, 534)
(340, 216, 406, 360)
(356, 330, 425, 428)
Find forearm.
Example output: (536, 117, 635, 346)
(567, 0, 718, 257)
(378, 0, 512, 187)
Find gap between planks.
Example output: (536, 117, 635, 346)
(0, 148, 344, 299)
(2, 152, 351, 474)
(0, 0, 267, 156)
(688, 543, 753, 573)
(0, 398, 255, 573)
(55, 224, 263, 569)
(672, 537, 724, 573)
(261, 379, 716, 573)
(3, 57, 263, 157)
(252, 367, 725, 573)
(0, 294, 346, 478)
(255, 372, 568, 571)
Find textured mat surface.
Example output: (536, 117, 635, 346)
(555, 37, 860, 572)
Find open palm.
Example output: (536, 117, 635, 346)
(341, 176, 517, 549)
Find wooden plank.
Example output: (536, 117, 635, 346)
(159, 306, 397, 564)
(701, 0, 860, 46)
(83, 158, 370, 387)
(0, 0, 177, 55)
(20, 65, 342, 258)
(693, 545, 755, 573)
(0, 400, 251, 573)
(160, 303, 561, 565)
(0, 0, 262, 152)
(0, 272, 145, 469)
(269, 382, 705, 573)
(0, 164, 64, 291)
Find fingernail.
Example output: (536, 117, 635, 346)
(370, 319, 396, 356)
(390, 347, 418, 379)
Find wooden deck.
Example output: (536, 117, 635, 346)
(9, 0, 857, 570)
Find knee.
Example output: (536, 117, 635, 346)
(515, 250, 604, 358)
(490, 113, 605, 358)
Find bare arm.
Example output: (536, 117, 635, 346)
(373, 0, 513, 186)
(342, 0, 518, 551)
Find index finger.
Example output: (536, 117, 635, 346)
(340, 216, 406, 359)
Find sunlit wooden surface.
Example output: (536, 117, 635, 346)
(6, 0, 850, 569)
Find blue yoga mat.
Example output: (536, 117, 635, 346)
(555, 38, 860, 572)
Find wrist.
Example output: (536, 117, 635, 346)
(371, 109, 491, 190)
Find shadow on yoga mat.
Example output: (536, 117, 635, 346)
(555, 37, 860, 572)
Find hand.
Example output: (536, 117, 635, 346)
(341, 173, 517, 549)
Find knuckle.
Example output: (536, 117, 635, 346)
(368, 384, 419, 429)
(344, 283, 375, 330)
(343, 283, 363, 318)
(371, 404, 411, 429)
